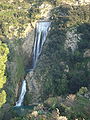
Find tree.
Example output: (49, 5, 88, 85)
(0, 90, 6, 107)
(0, 41, 9, 107)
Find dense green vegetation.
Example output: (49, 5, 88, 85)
(5, 40, 25, 105)
(0, 41, 9, 107)
(0, 0, 30, 39)
(0, 0, 30, 106)
(33, 4, 90, 99)
(7, 88, 90, 120)
(0, 0, 90, 120)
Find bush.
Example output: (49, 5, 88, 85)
(77, 87, 88, 96)
(0, 41, 9, 107)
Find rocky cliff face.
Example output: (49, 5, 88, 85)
(22, 29, 35, 68)
(78, 0, 90, 4)
(0, 1, 90, 120)
(25, 3, 90, 104)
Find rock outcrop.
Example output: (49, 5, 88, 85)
(77, 0, 90, 4)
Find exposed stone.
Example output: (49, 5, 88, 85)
(15, 83, 19, 98)
(18, 7, 22, 10)
(66, 94, 76, 101)
(25, 71, 41, 103)
(31, 111, 38, 117)
(9, 26, 14, 32)
(22, 29, 35, 65)
(64, 65, 69, 73)
(19, 0, 24, 2)
(84, 92, 90, 99)
(39, 2, 53, 20)
(64, 28, 80, 52)
(77, 0, 90, 4)
(52, 108, 68, 120)
(56, 116, 68, 120)
(84, 49, 90, 57)
(8, 0, 13, 4)
(24, 23, 32, 37)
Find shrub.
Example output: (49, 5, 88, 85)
(0, 41, 9, 107)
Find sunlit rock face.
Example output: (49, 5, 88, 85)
(19, 0, 24, 2)
(80, 0, 90, 3)
(76, 0, 90, 4)
(64, 28, 80, 52)
(39, 2, 53, 20)
(84, 49, 90, 58)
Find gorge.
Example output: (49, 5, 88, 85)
(0, 0, 90, 120)
(15, 21, 51, 107)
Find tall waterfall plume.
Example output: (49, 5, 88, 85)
(15, 21, 51, 107)
(33, 21, 51, 68)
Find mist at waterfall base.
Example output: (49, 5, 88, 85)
(15, 21, 51, 107)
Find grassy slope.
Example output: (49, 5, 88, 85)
(0, 0, 30, 39)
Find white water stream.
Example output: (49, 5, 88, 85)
(33, 21, 51, 68)
(15, 21, 51, 107)
(15, 80, 26, 106)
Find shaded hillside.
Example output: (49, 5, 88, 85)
(0, 0, 90, 120)
(26, 4, 90, 103)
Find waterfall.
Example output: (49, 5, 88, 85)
(15, 21, 51, 107)
(33, 21, 51, 68)
(15, 80, 26, 107)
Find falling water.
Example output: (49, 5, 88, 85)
(15, 21, 51, 107)
(15, 80, 26, 106)
(33, 21, 51, 68)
